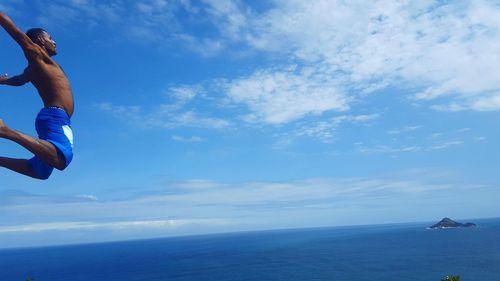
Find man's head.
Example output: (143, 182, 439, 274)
(26, 28, 57, 56)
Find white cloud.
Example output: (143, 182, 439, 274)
(172, 135, 204, 142)
(5, 176, 465, 215)
(30, 0, 500, 130)
(96, 101, 230, 130)
(161, 85, 203, 110)
(359, 145, 423, 154)
(430, 93, 500, 112)
(76, 194, 99, 201)
(165, 111, 230, 129)
(11, 0, 500, 117)
(457, 128, 471, 133)
(4, 0, 180, 45)
(1, 172, 496, 240)
(0, 219, 230, 234)
(278, 114, 379, 145)
(97, 102, 143, 122)
(430, 103, 468, 112)
(178, 34, 226, 57)
(358, 140, 463, 154)
(221, 0, 500, 114)
(201, 0, 250, 41)
(97, 83, 231, 130)
(428, 141, 463, 151)
(470, 94, 500, 111)
(150, 0, 500, 126)
(223, 67, 350, 124)
(11, 0, 244, 55)
(388, 126, 423, 135)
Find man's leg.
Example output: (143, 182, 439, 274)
(0, 157, 39, 178)
(0, 119, 65, 170)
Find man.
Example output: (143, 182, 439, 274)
(0, 12, 74, 180)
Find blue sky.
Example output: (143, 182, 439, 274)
(0, 0, 499, 248)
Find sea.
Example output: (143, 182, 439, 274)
(1, 218, 499, 281)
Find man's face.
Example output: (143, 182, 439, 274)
(39, 32, 57, 56)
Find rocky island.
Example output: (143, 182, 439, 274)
(429, 217, 476, 229)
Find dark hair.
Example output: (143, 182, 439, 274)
(26, 28, 48, 43)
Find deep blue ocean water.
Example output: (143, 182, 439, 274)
(1, 218, 499, 281)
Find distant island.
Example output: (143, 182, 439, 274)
(429, 217, 476, 229)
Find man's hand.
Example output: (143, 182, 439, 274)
(1, 12, 41, 61)
(0, 73, 28, 86)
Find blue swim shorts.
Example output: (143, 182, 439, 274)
(28, 107, 74, 179)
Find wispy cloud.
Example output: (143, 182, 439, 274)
(97, 103, 143, 123)
(172, 135, 204, 142)
(168, 85, 201, 104)
(0, 190, 99, 205)
(6, 0, 250, 55)
(469, 94, 500, 112)
(428, 141, 463, 151)
(359, 145, 422, 154)
(359, 124, 484, 155)
(0, 219, 230, 234)
(277, 114, 379, 145)
(221, 66, 351, 124)
(97, 95, 230, 130)
(1, 170, 496, 241)
(10, 1, 500, 116)
(358, 140, 463, 154)
(97, 83, 231, 130)
(1, 172, 488, 223)
(18, 0, 497, 131)
(163, 0, 500, 120)
(388, 126, 423, 135)
(201, 0, 250, 41)
(185, 0, 500, 125)
(76, 194, 99, 201)
(232, 0, 500, 113)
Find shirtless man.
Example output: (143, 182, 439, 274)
(0, 12, 74, 180)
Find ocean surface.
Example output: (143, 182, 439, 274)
(1, 218, 499, 281)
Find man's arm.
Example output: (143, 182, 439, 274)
(0, 12, 41, 60)
(0, 72, 29, 86)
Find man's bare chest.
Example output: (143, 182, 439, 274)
(25, 62, 67, 85)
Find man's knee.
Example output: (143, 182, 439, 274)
(28, 157, 54, 180)
(33, 165, 53, 180)
(46, 142, 69, 171)
(50, 154, 66, 171)
(35, 170, 52, 180)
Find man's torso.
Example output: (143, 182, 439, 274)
(26, 57, 74, 117)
